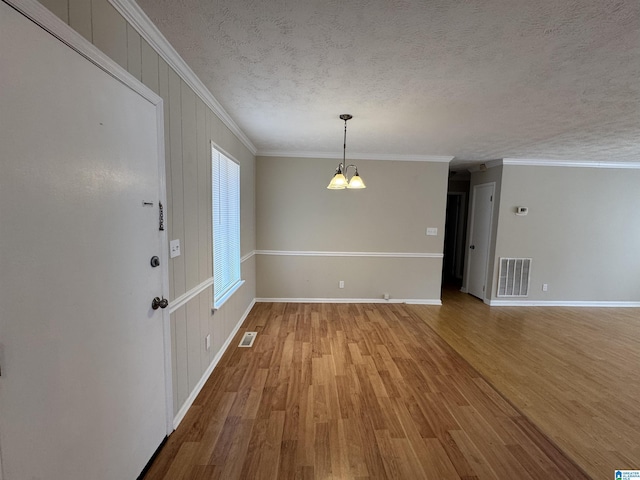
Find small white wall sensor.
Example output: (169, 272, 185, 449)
(515, 206, 528, 216)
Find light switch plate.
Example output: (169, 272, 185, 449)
(170, 239, 181, 258)
(426, 227, 438, 236)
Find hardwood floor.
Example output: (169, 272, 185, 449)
(412, 288, 640, 480)
(144, 300, 593, 479)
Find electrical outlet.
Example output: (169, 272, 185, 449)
(426, 227, 438, 236)
(339, 280, 344, 289)
(205, 334, 211, 350)
(542, 283, 548, 292)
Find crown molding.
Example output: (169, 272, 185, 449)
(257, 151, 453, 163)
(109, 0, 257, 155)
(467, 159, 503, 172)
(502, 158, 640, 169)
(468, 158, 640, 172)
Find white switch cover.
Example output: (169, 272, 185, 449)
(426, 227, 438, 236)
(170, 239, 181, 258)
(205, 334, 211, 350)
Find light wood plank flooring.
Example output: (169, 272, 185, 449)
(412, 288, 640, 480)
(144, 300, 592, 479)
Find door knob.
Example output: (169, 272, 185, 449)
(151, 296, 168, 310)
(150, 256, 160, 267)
(469, 245, 475, 249)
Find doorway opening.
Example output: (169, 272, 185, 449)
(442, 172, 470, 289)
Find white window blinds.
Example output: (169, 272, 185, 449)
(212, 145, 241, 307)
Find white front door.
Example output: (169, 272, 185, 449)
(466, 183, 494, 299)
(0, 3, 169, 479)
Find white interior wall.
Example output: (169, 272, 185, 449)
(493, 164, 640, 303)
(256, 156, 450, 302)
(467, 161, 640, 305)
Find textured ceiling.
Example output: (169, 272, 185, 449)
(136, 0, 639, 169)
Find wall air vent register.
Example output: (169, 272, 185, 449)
(497, 258, 531, 297)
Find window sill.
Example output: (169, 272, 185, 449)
(212, 280, 245, 312)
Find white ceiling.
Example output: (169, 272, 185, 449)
(136, 0, 639, 170)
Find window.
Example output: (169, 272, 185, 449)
(212, 144, 242, 308)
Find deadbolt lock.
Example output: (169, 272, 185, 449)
(151, 297, 168, 310)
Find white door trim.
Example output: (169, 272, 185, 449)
(463, 182, 495, 300)
(3, 0, 173, 435)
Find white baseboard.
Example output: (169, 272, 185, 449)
(255, 297, 442, 305)
(172, 299, 256, 429)
(487, 299, 640, 307)
(405, 299, 442, 305)
(255, 250, 443, 258)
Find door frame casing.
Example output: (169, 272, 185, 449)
(463, 182, 495, 301)
(3, 0, 174, 435)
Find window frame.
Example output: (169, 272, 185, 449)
(211, 142, 243, 310)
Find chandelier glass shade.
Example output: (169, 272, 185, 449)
(327, 114, 366, 190)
